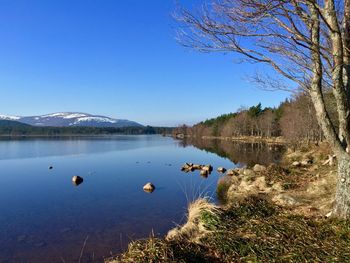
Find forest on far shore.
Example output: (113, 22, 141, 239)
(174, 92, 338, 147)
(0, 121, 173, 136)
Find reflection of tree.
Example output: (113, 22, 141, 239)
(179, 138, 285, 167)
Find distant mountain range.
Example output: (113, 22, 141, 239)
(0, 112, 143, 128)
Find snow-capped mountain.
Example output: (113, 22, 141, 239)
(0, 112, 143, 127)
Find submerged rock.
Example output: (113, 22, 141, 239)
(72, 175, 84, 186)
(143, 182, 155, 193)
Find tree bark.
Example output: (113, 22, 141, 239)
(334, 153, 350, 217)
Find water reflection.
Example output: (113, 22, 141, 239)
(0, 136, 285, 262)
(179, 137, 285, 167)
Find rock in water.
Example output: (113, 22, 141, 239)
(200, 170, 209, 178)
(217, 167, 227, 173)
(49, 166, 53, 170)
(143, 182, 155, 193)
(72, 175, 84, 186)
(202, 165, 213, 172)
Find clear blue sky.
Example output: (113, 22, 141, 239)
(0, 0, 291, 126)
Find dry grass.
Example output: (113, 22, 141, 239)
(106, 196, 350, 263)
(166, 198, 219, 243)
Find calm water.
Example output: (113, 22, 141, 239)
(0, 135, 284, 262)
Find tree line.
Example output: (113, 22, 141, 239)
(174, 92, 337, 147)
(0, 122, 174, 136)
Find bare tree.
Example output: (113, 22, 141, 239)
(176, 0, 350, 218)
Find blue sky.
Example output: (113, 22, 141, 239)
(0, 0, 291, 126)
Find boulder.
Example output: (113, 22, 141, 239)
(143, 182, 155, 193)
(72, 175, 83, 186)
(217, 167, 227, 173)
(253, 164, 266, 172)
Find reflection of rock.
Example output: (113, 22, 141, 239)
(217, 167, 227, 173)
(143, 182, 155, 193)
(72, 175, 84, 186)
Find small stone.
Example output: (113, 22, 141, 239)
(200, 170, 209, 178)
(72, 175, 84, 186)
(292, 161, 301, 167)
(341, 178, 346, 183)
(325, 211, 333, 218)
(202, 165, 213, 172)
(143, 182, 155, 193)
(217, 167, 227, 173)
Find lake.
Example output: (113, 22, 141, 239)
(0, 135, 284, 262)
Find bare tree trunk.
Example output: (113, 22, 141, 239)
(334, 153, 350, 217)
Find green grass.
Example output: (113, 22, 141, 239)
(107, 196, 350, 263)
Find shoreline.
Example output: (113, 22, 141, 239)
(107, 142, 345, 263)
(177, 134, 287, 145)
(0, 134, 168, 138)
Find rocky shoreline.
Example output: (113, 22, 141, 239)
(106, 142, 350, 263)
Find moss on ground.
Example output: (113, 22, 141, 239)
(106, 196, 350, 263)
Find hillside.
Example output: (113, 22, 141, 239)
(0, 112, 143, 128)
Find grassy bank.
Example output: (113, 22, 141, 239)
(106, 143, 350, 262)
(107, 196, 350, 262)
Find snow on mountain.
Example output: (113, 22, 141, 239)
(0, 114, 20, 120)
(0, 112, 143, 127)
